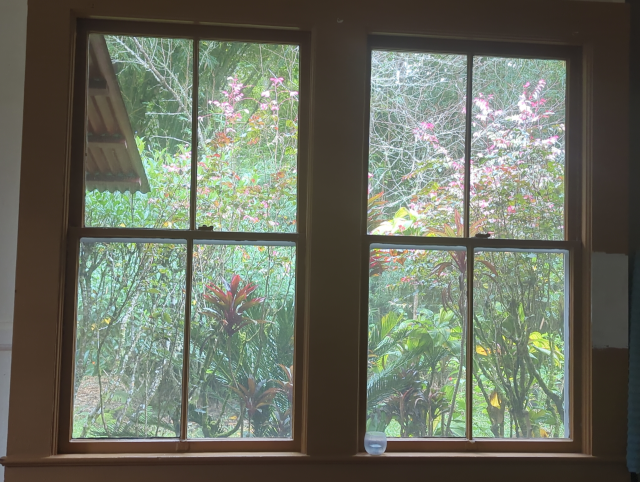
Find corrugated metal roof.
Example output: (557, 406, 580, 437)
(86, 35, 150, 194)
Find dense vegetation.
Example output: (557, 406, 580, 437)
(367, 52, 567, 438)
(73, 37, 568, 440)
(76, 36, 298, 438)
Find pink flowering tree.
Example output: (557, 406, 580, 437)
(197, 68, 299, 233)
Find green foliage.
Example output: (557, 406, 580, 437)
(75, 39, 568, 441)
(75, 36, 299, 439)
(366, 53, 567, 439)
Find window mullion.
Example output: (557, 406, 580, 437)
(466, 246, 474, 440)
(181, 237, 194, 441)
(304, 23, 367, 456)
(463, 54, 473, 239)
(190, 38, 199, 231)
(179, 38, 199, 442)
(464, 53, 475, 441)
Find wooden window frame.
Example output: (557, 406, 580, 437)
(5, 1, 631, 470)
(58, 18, 311, 454)
(60, 24, 585, 455)
(358, 36, 584, 453)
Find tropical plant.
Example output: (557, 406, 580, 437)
(202, 275, 267, 336)
(74, 37, 568, 441)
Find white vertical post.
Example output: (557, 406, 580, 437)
(0, 0, 27, 478)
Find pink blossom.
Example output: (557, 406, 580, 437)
(163, 164, 188, 173)
(507, 206, 516, 214)
(270, 77, 284, 85)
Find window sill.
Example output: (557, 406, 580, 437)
(0, 452, 624, 467)
(0, 452, 309, 467)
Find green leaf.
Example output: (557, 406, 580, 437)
(518, 303, 526, 323)
(381, 312, 402, 339)
(394, 207, 409, 219)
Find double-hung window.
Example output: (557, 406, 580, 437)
(60, 20, 309, 452)
(363, 37, 582, 451)
(60, 21, 582, 455)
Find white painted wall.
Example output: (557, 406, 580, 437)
(592, 253, 629, 349)
(0, 0, 27, 479)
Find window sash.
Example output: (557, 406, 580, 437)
(365, 240, 575, 441)
(360, 36, 583, 451)
(58, 22, 583, 455)
(58, 19, 311, 453)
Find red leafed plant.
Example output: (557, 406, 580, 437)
(231, 376, 279, 419)
(231, 376, 279, 434)
(203, 274, 266, 335)
(275, 364, 293, 405)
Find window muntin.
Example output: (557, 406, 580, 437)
(65, 23, 305, 448)
(366, 43, 574, 443)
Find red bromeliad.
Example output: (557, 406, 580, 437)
(202, 274, 266, 335)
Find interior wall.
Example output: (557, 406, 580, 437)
(0, 0, 632, 479)
(0, 0, 27, 480)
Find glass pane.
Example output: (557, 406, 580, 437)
(197, 41, 299, 233)
(470, 57, 566, 240)
(73, 240, 186, 438)
(85, 35, 192, 229)
(188, 243, 296, 438)
(472, 250, 568, 438)
(368, 247, 467, 437)
(368, 51, 467, 237)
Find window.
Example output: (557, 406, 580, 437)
(59, 20, 309, 452)
(58, 23, 583, 455)
(362, 37, 582, 451)
(4, 1, 633, 478)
